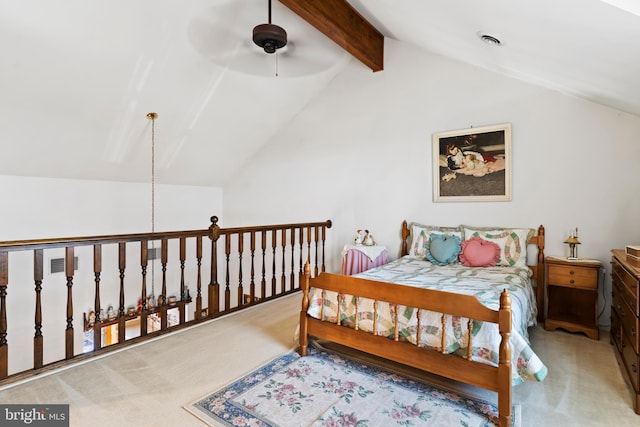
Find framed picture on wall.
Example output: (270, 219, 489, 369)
(432, 123, 511, 202)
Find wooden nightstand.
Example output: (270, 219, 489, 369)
(545, 256, 601, 340)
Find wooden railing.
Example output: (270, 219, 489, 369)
(0, 216, 331, 386)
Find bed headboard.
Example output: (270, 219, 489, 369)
(400, 221, 546, 321)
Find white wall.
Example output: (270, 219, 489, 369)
(223, 38, 640, 329)
(0, 175, 222, 239)
(0, 175, 222, 373)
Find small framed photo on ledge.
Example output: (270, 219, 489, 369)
(432, 123, 511, 202)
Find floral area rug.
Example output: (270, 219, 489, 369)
(185, 343, 520, 427)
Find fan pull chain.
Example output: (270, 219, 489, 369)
(275, 51, 279, 77)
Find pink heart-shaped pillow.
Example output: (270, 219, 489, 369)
(459, 237, 500, 267)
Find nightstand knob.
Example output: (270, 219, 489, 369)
(569, 279, 575, 284)
(569, 270, 575, 275)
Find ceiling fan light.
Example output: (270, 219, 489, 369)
(253, 23, 287, 54)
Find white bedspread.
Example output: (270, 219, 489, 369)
(307, 256, 548, 385)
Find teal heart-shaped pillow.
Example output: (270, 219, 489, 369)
(425, 234, 461, 266)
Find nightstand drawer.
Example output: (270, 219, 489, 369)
(547, 264, 598, 289)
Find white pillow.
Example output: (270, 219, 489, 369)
(408, 222, 462, 259)
(461, 225, 534, 268)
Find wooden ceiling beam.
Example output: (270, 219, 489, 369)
(278, 0, 384, 72)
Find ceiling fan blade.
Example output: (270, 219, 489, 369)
(187, 0, 349, 77)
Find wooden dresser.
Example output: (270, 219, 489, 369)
(611, 249, 640, 414)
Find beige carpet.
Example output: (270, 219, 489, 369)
(0, 293, 637, 426)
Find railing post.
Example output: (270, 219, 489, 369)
(208, 216, 220, 316)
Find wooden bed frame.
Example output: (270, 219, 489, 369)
(298, 222, 545, 427)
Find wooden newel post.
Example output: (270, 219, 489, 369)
(498, 289, 512, 427)
(208, 216, 220, 316)
(298, 262, 311, 357)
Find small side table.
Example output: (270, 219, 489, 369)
(545, 256, 601, 340)
(341, 244, 388, 275)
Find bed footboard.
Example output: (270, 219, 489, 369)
(298, 262, 513, 427)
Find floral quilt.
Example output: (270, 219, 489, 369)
(307, 256, 547, 385)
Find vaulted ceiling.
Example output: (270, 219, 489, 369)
(1, 0, 639, 187)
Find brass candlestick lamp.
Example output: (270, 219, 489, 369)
(564, 228, 580, 260)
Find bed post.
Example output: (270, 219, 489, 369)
(498, 289, 512, 427)
(536, 225, 545, 322)
(298, 262, 311, 356)
(401, 220, 410, 257)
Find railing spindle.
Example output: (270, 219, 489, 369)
(306, 226, 311, 275)
(280, 229, 286, 294)
(290, 228, 295, 291)
(261, 231, 267, 300)
(139, 242, 147, 336)
(224, 233, 231, 311)
(237, 232, 244, 307)
(298, 227, 304, 284)
(249, 231, 256, 304)
(179, 237, 186, 324)
(321, 224, 327, 273)
(93, 245, 102, 351)
(65, 246, 75, 359)
(161, 238, 168, 330)
(314, 226, 319, 277)
(0, 250, 7, 379)
(196, 236, 202, 320)
(271, 229, 277, 297)
(33, 249, 43, 368)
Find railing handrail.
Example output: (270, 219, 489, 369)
(218, 220, 333, 235)
(0, 230, 209, 251)
(0, 217, 333, 251)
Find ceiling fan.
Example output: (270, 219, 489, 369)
(187, 0, 383, 77)
(252, 0, 287, 54)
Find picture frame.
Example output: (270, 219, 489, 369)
(432, 123, 511, 202)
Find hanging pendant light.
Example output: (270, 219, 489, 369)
(253, 0, 287, 54)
